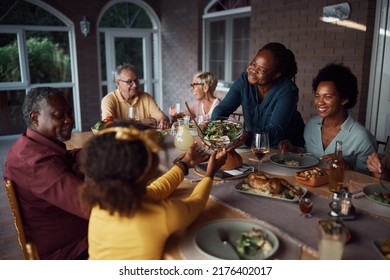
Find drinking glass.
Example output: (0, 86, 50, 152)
(128, 107, 139, 121)
(318, 223, 346, 260)
(299, 197, 313, 218)
(196, 115, 204, 124)
(251, 132, 270, 171)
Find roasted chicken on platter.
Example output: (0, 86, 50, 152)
(245, 171, 303, 196)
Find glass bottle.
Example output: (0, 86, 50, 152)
(171, 116, 193, 151)
(328, 141, 344, 193)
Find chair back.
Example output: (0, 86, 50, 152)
(377, 136, 390, 154)
(26, 243, 40, 260)
(3, 180, 38, 259)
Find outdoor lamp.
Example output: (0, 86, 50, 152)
(80, 16, 90, 37)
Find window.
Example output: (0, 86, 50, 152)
(203, 0, 251, 87)
(0, 0, 78, 136)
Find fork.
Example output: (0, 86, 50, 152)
(217, 228, 243, 260)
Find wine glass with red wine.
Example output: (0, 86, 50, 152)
(251, 131, 270, 171)
(299, 197, 313, 218)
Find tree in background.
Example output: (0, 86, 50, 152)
(0, 36, 70, 83)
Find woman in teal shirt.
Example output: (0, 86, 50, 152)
(279, 63, 377, 173)
(211, 42, 305, 148)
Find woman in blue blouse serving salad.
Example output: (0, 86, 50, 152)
(211, 42, 305, 148)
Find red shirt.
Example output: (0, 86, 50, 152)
(4, 129, 88, 259)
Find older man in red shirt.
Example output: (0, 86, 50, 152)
(4, 87, 88, 259)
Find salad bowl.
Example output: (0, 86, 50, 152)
(200, 119, 244, 149)
(199, 120, 244, 170)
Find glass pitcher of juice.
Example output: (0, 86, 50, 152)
(171, 115, 193, 151)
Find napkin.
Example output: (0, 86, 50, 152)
(195, 163, 254, 179)
(224, 165, 255, 176)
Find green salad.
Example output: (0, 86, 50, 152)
(92, 121, 105, 130)
(368, 192, 390, 205)
(235, 228, 273, 257)
(202, 120, 243, 142)
(92, 116, 114, 131)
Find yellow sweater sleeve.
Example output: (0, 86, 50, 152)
(162, 176, 213, 233)
(145, 165, 184, 201)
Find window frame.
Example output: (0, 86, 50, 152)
(0, 29, 28, 88)
(202, 5, 251, 88)
(0, 0, 80, 136)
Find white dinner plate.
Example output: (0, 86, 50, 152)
(363, 184, 390, 207)
(270, 153, 319, 169)
(194, 219, 279, 260)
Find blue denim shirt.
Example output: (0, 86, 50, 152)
(212, 71, 305, 148)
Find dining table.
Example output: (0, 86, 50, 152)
(66, 130, 390, 260)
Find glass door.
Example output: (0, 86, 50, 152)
(104, 31, 152, 96)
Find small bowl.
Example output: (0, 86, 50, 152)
(295, 167, 329, 187)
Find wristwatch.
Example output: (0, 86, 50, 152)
(175, 161, 189, 175)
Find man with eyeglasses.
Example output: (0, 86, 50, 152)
(101, 64, 170, 129)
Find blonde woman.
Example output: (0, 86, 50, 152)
(170, 72, 220, 122)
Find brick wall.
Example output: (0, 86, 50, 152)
(249, 0, 375, 123)
(160, 0, 202, 116)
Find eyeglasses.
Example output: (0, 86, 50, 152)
(248, 61, 268, 74)
(189, 83, 204, 89)
(118, 79, 139, 85)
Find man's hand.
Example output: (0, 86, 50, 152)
(141, 117, 157, 127)
(157, 118, 171, 129)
